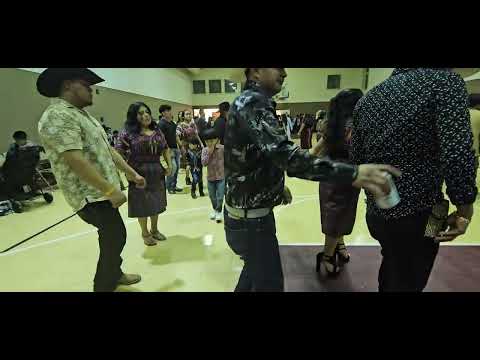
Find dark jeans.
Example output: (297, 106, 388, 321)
(187, 150, 204, 194)
(366, 210, 439, 292)
(208, 179, 225, 212)
(77, 201, 126, 292)
(224, 209, 284, 292)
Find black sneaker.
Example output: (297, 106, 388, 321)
(191, 191, 197, 199)
(174, 187, 183, 193)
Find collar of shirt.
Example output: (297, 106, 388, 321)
(161, 117, 173, 123)
(392, 68, 452, 77)
(391, 68, 415, 76)
(243, 80, 277, 112)
(56, 98, 106, 137)
(56, 98, 90, 117)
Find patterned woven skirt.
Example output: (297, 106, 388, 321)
(128, 162, 167, 218)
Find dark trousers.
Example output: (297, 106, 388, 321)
(77, 201, 126, 292)
(366, 210, 439, 292)
(224, 209, 284, 292)
(187, 150, 204, 194)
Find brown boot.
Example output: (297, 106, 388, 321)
(117, 273, 142, 286)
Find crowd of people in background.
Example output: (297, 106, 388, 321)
(276, 112, 327, 148)
(90, 105, 226, 205)
(2, 67, 478, 293)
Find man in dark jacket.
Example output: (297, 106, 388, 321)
(224, 68, 401, 292)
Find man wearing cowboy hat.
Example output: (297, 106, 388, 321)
(224, 68, 401, 292)
(37, 68, 146, 292)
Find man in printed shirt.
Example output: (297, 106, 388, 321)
(224, 68, 401, 292)
(37, 68, 146, 292)
(351, 68, 478, 292)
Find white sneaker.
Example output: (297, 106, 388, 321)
(215, 212, 223, 223)
(209, 211, 216, 220)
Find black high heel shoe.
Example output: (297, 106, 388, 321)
(336, 243, 350, 264)
(315, 252, 340, 276)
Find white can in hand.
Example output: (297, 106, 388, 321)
(375, 172, 400, 209)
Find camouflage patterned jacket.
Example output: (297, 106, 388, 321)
(224, 80, 358, 210)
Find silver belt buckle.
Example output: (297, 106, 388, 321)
(226, 204, 245, 219)
(226, 204, 270, 219)
(227, 210, 241, 220)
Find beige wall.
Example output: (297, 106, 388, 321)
(192, 68, 241, 107)
(367, 68, 394, 90)
(192, 68, 366, 107)
(278, 68, 365, 103)
(86, 87, 191, 131)
(19, 68, 193, 105)
(194, 102, 329, 117)
(466, 71, 480, 94)
(367, 68, 480, 93)
(467, 80, 480, 94)
(0, 68, 191, 154)
(276, 102, 329, 116)
(0, 68, 50, 154)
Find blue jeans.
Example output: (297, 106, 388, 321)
(207, 179, 225, 212)
(166, 148, 181, 191)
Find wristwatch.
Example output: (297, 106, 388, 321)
(457, 216, 470, 227)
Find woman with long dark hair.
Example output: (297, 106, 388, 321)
(313, 89, 364, 275)
(115, 102, 172, 246)
(299, 114, 315, 149)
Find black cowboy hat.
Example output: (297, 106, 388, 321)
(36, 68, 105, 98)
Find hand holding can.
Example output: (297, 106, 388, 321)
(353, 164, 402, 209)
(374, 172, 400, 209)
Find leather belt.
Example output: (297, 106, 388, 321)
(225, 203, 271, 219)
